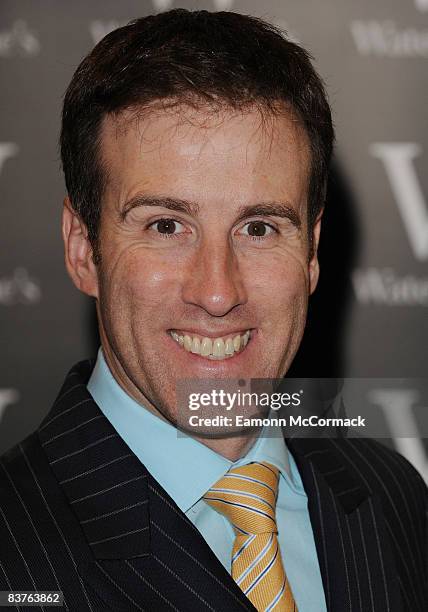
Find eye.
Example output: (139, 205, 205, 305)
(240, 220, 277, 240)
(148, 218, 186, 238)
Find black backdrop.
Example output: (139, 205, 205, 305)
(1, 0, 427, 481)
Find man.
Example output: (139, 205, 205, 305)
(0, 9, 426, 612)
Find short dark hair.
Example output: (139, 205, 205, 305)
(60, 9, 334, 263)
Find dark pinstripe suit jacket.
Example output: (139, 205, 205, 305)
(0, 359, 427, 612)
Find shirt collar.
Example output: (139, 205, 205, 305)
(235, 416, 291, 481)
(87, 348, 294, 512)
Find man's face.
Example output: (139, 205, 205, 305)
(68, 104, 321, 421)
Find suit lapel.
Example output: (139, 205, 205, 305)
(38, 360, 255, 611)
(287, 436, 403, 612)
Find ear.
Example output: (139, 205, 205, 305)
(308, 208, 323, 295)
(62, 196, 99, 298)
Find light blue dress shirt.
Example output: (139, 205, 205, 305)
(87, 348, 327, 611)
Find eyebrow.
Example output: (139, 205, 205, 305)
(120, 194, 301, 229)
(120, 195, 199, 220)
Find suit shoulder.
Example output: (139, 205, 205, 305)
(0, 432, 42, 513)
(342, 437, 427, 511)
(0, 430, 61, 542)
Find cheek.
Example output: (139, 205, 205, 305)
(99, 250, 178, 323)
(243, 249, 309, 306)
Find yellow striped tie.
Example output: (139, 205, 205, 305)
(203, 461, 297, 612)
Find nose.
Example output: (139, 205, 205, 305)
(181, 235, 248, 317)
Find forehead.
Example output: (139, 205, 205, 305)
(99, 103, 311, 212)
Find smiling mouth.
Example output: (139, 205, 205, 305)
(168, 329, 252, 360)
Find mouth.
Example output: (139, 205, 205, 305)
(168, 329, 253, 361)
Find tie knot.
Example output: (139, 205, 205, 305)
(203, 462, 280, 535)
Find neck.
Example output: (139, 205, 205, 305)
(194, 431, 259, 461)
(99, 341, 260, 462)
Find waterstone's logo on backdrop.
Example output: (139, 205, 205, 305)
(352, 143, 428, 306)
(0, 21, 40, 57)
(415, 0, 428, 10)
(0, 268, 41, 306)
(368, 386, 427, 483)
(0, 389, 20, 425)
(0, 143, 19, 176)
(351, 21, 428, 58)
(350, 1, 428, 58)
(371, 144, 428, 262)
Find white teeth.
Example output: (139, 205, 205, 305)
(225, 338, 234, 355)
(184, 335, 192, 351)
(201, 337, 212, 356)
(169, 329, 252, 360)
(191, 337, 201, 353)
(213, 338, 225, 358)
